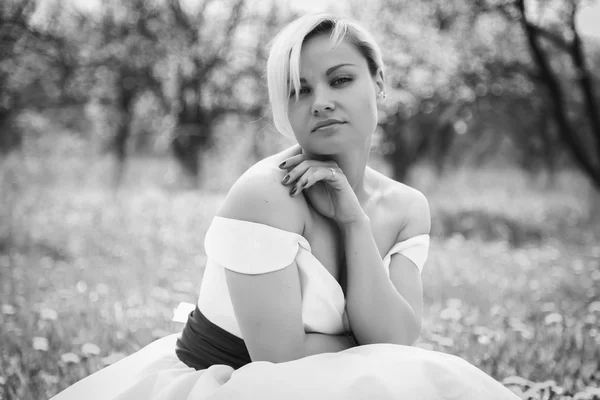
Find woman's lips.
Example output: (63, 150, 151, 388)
(312, 122, 345, 132)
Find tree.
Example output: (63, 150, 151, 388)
(21, 0, 282, 187)
(358, 0, 599, 185)
(166, 0, 275, 182)
(513, 0, 600, 189)
(65, 0, 169, 185)
(364, 0, 481, 181)
(0, 0, 66, 153)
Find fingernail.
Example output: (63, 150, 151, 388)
(290, 186, 297, 196)
(282, 174, 290, 184)
(278, 161, 286, 168)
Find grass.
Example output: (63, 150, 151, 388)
(1, 148, 599, 399)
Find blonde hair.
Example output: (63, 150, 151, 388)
(267, 14, 384, 138)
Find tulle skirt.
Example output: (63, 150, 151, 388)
(50, 333, 519, 400)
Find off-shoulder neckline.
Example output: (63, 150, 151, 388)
(212, 216, 428, 262)
(210, 216, 428, 300)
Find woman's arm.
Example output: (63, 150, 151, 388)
(342, 190, 430, 346)
(219, 167, 354, 363)
(304, 333, 354, 355)
(226, 264, 353, 362)
(276, 154, 430, 346)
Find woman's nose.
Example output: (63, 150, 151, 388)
(311, 87, 335, 116)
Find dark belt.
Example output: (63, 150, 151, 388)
(175, 305, 252, 370)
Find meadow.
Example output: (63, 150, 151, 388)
(1, 139, 599, 399)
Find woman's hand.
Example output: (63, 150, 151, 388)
(279, 154, 364, 226)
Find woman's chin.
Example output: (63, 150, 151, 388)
(302, 141, 347, 158)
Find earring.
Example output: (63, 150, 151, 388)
(380, 91, 386, 99)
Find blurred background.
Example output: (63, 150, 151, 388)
(1, 0, 599, 399)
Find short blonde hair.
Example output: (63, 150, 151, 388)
(267, 14, 384, 138)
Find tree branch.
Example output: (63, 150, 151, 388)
(169, 0, 193, 38)
(529, 24, 570, 51)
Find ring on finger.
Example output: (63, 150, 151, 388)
(329, 167, 336, 180)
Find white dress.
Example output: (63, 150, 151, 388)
(51, 217, 519, 400)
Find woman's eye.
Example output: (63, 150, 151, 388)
(332, 77, 352, 86)
(289, 87, 311, 98)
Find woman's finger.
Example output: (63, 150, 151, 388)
(282, 160, 329, 185)
(292, 166, 339, 196)
(278, 154, 306, 170)
(290, 166, 317, 196)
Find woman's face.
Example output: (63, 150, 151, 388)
(287, 34, 383, 155)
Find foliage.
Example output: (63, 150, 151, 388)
(2, 0, 600, 190)
(360, 0, 600, 185)
(1, 0, 285, 184)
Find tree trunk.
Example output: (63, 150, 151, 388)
(0, 110, 20, 154)
(591, 189, 600, 222)
(111, 76, 136, 187)
(539, 107, 557, 187)
(171, 122, 212, 185)
(516, 0, 600, 190)
(569, 4, 600, 166)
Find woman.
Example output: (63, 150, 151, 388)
(52, 13, 519, 400)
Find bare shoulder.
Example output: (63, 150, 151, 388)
(369, 169, 431, 241)
(216, 150, 307, 236)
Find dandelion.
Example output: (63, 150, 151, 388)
(1, 304, 16, 315)
(33, 337, 49, 351)
(76, 280, 88, 293)
(40, 308, 58, 321)
(440, 307, 462, 321)
(61, 353, 81, 364)
(81, 343, 101, 356)
(588, 301, 600, 313)
(544, 313, 563, 325)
